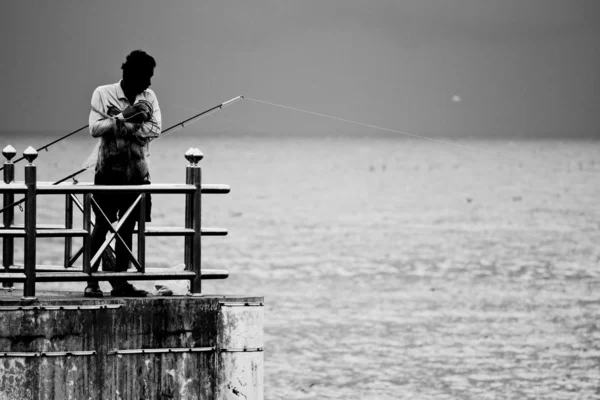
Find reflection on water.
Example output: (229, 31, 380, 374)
(3, 134, 600, 399)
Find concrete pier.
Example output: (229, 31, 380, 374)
(0, 291, 264, 400)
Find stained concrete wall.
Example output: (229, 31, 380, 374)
(0, 293, 264, 400)
(218, 303, 264, 400)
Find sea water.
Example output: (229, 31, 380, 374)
(2, 133, 600, 399)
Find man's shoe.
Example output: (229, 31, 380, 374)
(111, 285, 148, 297)
(84, 285, 104, 298)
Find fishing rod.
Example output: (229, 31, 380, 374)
(60, 95, 245, 182)
(0, 95, 244, 214)
(158, 95, 244, 140)
(0, 125, 89, 172)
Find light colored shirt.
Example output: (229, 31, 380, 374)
(87, 81, 161, 179)
(89, 80, 162, 140)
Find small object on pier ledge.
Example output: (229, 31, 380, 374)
(2, 145, 16, 161)
(23, 146, 38, 164)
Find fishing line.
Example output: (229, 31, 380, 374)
(244, 97, 489, 153)
(241, 97, 600, 211)
(243, 96, 597, 175)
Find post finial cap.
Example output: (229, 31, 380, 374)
(23, 146, 38, 164)
(2, 145, 16, 161)
(185, 148, 204, 165)
(185, 148, 195, 164)
(191, 148, 204, 164)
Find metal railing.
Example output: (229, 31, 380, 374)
(0, 145, 230, 299)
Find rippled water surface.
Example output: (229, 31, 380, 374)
(4, 134, 600, 399)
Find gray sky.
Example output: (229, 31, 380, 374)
(1, 0, 599, 137)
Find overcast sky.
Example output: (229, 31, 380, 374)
(1, 0, 599, 137)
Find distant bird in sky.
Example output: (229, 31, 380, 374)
(452, 95, 462, 103)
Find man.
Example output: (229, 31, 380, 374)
(85, 50, 162, 297)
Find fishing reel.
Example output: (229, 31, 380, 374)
(121, 100, 153, 124)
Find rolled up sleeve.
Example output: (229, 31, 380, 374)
(89, 89, 116, 138)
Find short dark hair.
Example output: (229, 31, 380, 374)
(121, 50, 156, 74)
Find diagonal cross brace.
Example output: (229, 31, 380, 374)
(89, 195, 143, 272)
(67, 194, 108, 267)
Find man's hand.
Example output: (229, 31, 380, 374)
(120, 101, 153, 124)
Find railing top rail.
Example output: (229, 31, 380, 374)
(37, 183, 197, 195)
(0, 183, 27, 193)
(199, 184, 231, 194)
(0, 182, 231, 195)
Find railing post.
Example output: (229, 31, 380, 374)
(138, 193, 146, 273)
(2, 145, 16, 289)
(192, 154, 202, 293)
(82, 194, 91, 274)
(23, 146, 38, 299)
(184, 149, 194, 273)
(64, 195, 73, 268)
(191, 149, 203, 294)
(184, 148, 203, 294)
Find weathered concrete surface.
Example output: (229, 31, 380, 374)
(0, 291, 264, 400)
(218, 352, 264, 400)
(219, 305, 264, 349)
(218, 304, 264, 400)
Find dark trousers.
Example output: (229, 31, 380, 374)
(88, 170, 151, 289)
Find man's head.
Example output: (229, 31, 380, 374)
(121, 50, 156, 95)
